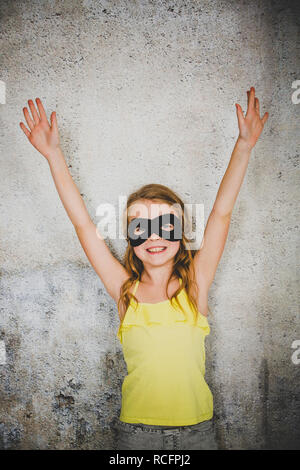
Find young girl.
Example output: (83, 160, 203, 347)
(20, 87, 268, 450)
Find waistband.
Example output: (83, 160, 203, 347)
(112, 417, 214, 435)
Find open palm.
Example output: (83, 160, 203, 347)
(20, 98, 60, 159)
(236, 87, 269, 150)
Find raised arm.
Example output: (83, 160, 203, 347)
(191, 87, 269, 290)
(20, 98, 129, 304)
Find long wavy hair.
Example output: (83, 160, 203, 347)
(117, 183, 207, 324)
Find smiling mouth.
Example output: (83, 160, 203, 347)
(146, 246, 167, 253)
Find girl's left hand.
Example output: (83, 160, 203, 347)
(235, 87, 269, 150)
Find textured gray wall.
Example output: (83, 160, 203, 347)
(0, 0, 299, 450)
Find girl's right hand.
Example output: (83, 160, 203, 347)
(20, 98, 61, 160)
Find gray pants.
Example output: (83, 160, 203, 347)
(112, 418, 218, 450)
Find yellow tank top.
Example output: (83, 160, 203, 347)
(117, 278, 213, 426)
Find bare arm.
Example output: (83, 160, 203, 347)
(191, 87, 269, 290)
(20, 98, 129, 304)
(47, 147, 92, 228)
(46, 148, 129, 301)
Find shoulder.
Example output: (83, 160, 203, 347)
(118, 279, 137, 322)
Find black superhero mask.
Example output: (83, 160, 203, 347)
(127, 213, 182, 247)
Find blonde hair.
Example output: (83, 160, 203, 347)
(117, 183, 206, 324)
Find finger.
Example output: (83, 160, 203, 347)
(35, 97, 48, 122)
(246, 89, 252, 116)
(235, 103, 245, 128)
(23, 107, 34, 130)
(249, 86, 255, 111)
(261, 111, 269, 126)
(28, 99, 40, 125)
(50, 111, 58, 134)
(255, 97, 260, 115)
(19, 121, 31, 138)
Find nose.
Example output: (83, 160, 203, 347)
(149, 231, 160, 240)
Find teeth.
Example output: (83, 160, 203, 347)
(147, 247, 166, 252)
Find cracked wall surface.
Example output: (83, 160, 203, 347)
(0, 0, 299, 449)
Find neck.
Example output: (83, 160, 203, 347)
(140, 263, 176, 286)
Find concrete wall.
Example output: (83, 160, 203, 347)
(0, 0, 299, 449)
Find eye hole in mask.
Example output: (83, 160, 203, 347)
(133, 222, 174, 236)
(127, 213, 182, 247)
